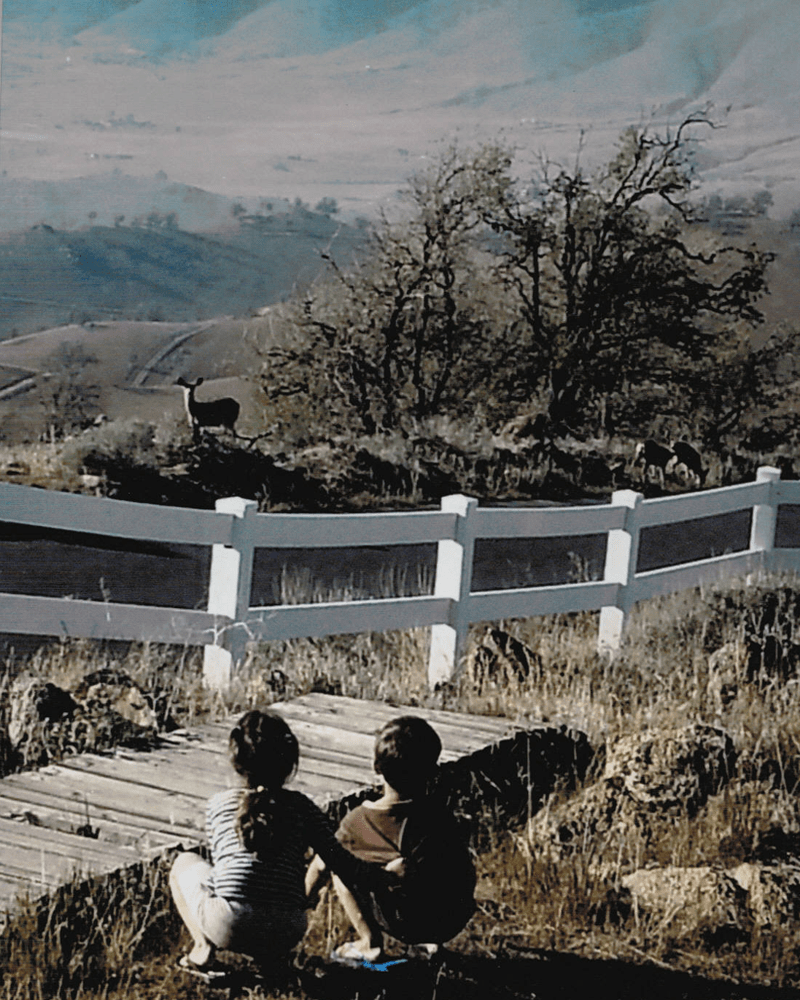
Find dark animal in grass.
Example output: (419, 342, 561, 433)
(671, 440, 707, 486)
(634, 440, 675, 486)
(548, 444, 582, 480)
(176, 376, 240, 435)
(579, 452, 628, 490)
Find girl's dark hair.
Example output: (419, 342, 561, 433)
(374, 716, 441, 798)
(230, 710, 299, 857)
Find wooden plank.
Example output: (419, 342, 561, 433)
(0, 862, 55, 890)
(288, 693, 521, 740)
(164, 725, 374, 787)
(0, 843, 100, 887)
(0, 875, 44, 905)
(289, 773, 357, 802)
(5, 767, 206, 833)
(0, 793, 185, 850)
(192, 714, 379, 761)
(277, 698, 515, 759)
(298, 751, 375, 786)
(0, 817, 141, 866)
(59, 753, 227, 799)
(0, 777, 201, 841)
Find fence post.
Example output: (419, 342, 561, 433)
(203, 497, 259, 692)
(597, 489, 643, 656)
(428, 494, 478, 689)
(749, 465, 781, 574)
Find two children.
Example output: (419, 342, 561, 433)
(170, 709, 474, 974)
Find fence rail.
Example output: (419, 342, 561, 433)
(0, 467, 798, 690)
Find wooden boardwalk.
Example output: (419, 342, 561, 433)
(0, 693, 529, 919)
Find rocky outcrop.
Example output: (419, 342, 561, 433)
(728, 861, 800, 927)
(528, 724, 737, 867)
(524, 717, 800, 944)
(7, 672, 78, 750)
(603, 724, 736, 815)
(5, 667, 157, 769)
(619, 860, 800, 946)
(464, 627, 543, 692)
(621, 866, 749, 946)
(72, 668, 157, 731)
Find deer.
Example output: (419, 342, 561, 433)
(175, 377, 240, 436)
(671, 440, 707, 487)
(634, 439, 675, 487)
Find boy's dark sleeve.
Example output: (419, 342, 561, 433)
(300, 794, 393, 892)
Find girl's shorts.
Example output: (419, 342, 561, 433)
(171, 853, 307, 958)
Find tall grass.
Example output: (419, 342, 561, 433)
(2, 578, 800, 994)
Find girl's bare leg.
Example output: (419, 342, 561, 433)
(169, 852, 215, 966)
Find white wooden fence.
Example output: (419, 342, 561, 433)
(0, 466, 798, 691)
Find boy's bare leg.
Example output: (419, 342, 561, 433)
(331, 874, 383, 955)
(169, 852, 215, 966)
(305, 853, 328, 901)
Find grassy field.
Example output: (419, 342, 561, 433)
(2, 577, 800, 998)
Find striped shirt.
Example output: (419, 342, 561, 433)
(205, 787, 375, 910)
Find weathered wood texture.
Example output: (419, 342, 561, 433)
(0, 694, 583, 920)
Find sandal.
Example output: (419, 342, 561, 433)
(178, 955, 230, 982)
(330, 942, 409, 972)
(329, 941, 384, 967)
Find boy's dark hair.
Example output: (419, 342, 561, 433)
(374, 716, 441, 798)
(230, 709, 299, 856)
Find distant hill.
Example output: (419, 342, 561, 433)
(0, 174, 282, 234)
(2, 0, 797, 219)
(0, 205, 366, 340)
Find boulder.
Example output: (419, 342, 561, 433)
(621, 865, 750, 946)
(7, 672, 77, 749)
(728, 861, 800, 927)
(464, 627, 543, 692)
(72, 668, 157, 732)
(527, 780, 631, 865)
(603, 723, 737, 816)
(528, 724, 737, 866)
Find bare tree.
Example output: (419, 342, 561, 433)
(40, 342, 102, 441)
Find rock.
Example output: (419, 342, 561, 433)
(72, 668, 156, 732)
(728, 861, 800, 927)
(464, 627, 543, 691)
(8, 672, 77, 749)
(603, 724, 737, 816)
(527, 780, 629, 864)
(621, 866, 750, 946)
(527, 724, 737, 867)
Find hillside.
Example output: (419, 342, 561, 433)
(1, 0, 798, 224)
(0, 205, 366, 340)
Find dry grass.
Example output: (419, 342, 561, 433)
(3, 578, 800, 996)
